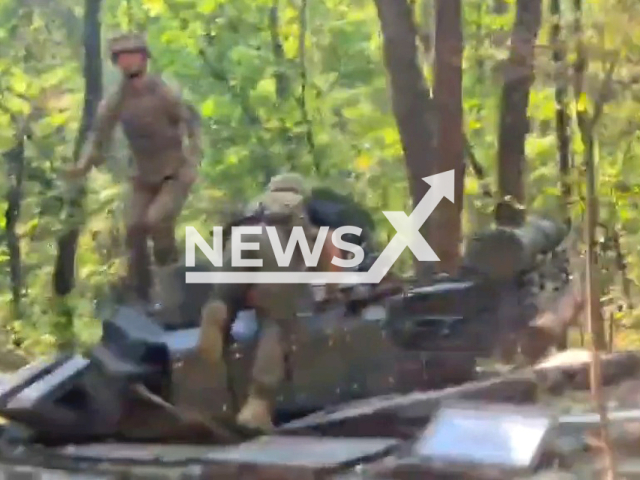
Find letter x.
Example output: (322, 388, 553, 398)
(383, 203, 439, 262)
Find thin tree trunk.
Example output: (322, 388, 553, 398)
(269, 0, 295, 170)
(550, 0, 572, 224)
(585, 137, 617, 479)
(496, 0, 543, 225)
(297, 0, 317, 173)
(431, 0, 464, 274)
(269, 1, 289, 101)
(582, 138, 604, 351)
(572, 1, 616, 476)
(611, 226, 633, 312)
(52, 0, 103, 349)
(572, 0, 608, 352)
(4, 139, 25, 323)
(550, 0, 571, 350)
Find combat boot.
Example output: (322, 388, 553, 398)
(236, 395, 274, 432)
(152, 263, 184, 327)
(197, 300, 228, 369)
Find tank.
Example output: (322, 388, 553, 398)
(0, 215, 574, 480)
(0, 261, 483, 447)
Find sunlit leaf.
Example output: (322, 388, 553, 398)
(576, 93, 589, 112)
(141, 0, 167, 16)
(197, 0, 221, 14)
(201, 97, 216, 117)
(355, 154, 372, 171)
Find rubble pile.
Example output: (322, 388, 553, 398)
(0, 348, 640, 478)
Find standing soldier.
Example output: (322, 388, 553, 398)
(65, 33, 202, 321)
(198, 173, 320, 432)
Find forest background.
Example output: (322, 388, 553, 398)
(0, 0, 636, 365)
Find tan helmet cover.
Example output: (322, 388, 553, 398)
(108, 33, 149, 58)
(267, 172, 308, 196)
(256, 172, 309, 225)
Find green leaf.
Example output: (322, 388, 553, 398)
(141, 0, 167, 16)
(201, 97, 216, 117)
(576, 93, 589, 113)
(197, 0, 221, 14)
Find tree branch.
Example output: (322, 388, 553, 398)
(297, 0, 318, 173)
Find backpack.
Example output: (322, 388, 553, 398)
(306, 187, 375, 245)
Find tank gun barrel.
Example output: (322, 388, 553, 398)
(383, 216, 572, 357)
(461, 217, 568, 281)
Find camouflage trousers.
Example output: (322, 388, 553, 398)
(201, 226, 306, 402)
(125, 173, 191, 302)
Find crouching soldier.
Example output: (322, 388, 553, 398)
(197, 173, 326, 432)
(64, 33, 202, 321)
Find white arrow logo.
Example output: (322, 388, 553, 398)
(186, 170, 455, 284)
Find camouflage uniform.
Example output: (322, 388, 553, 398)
(198, 173, 316, 431)
(73, 33, 201, 317)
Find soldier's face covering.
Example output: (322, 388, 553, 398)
(116, 52, 148, 78)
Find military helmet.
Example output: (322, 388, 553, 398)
(268, 172, 308, 197)
(108, 33, 150, 60)
(256, 172, 309, 223)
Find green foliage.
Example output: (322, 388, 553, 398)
(0, 0, 637, 361)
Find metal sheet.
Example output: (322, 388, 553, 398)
(0, 356, 71, 407)
(102, 307, 165, 345)
(89, 346, 151, 378)
(413, 402, 553, 469)
(6, 357, 89, 410)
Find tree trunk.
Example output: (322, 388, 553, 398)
(296, 0, 318, 174)
(269, 0, 296, 171)
(496, 0, 543, 224)
(550, 3, 572, 353)
(4, 138, 25, 323)
(572, 0, 607, 352)
(572, 0, 616, 474)
(550, 0, 572, 228)
(269, 1, 289, 101)
(432, 0, 464, 274)
(52, 0, 103, 347)
(373, 0, 438, 284)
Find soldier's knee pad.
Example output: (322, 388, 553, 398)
(201, 300, 229, 329)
